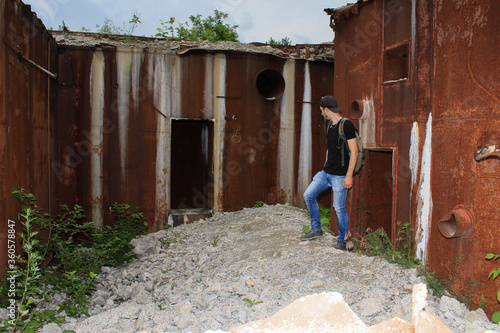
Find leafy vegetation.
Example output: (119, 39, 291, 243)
(354, 223, 419, 268)
(156, 10, 239, 42)
(211, 235, 219, 247)
(267, 37, 292, 46)
(302, 207, 331, 233)
(7, 209, 46, 332)
(94, 12, 142, 35)
(319, 207, 331, 230)
(242, 298, 263, 307)
(0, 188, 148, 331)
(54, 11, 141, 36)
(254, 201, 264, 208)
(485, 253, 500, 323)
(352, 224, 451, 299)
(57, 9, 240, 43)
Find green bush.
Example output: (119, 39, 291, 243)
(1, 188, 148, 331)
(302, 207, 331, 233)
(485, 253, 500, 323)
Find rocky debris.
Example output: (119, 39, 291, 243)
(3, 204, 500, 333)
(232, 291, 414, 332)
(49, 31, 335, 61)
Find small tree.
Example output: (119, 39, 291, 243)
(267, 37, 292, 46)
(156, 10, 239, 42)
(77, 11, 141, 35)
(96, 17, 124, 34)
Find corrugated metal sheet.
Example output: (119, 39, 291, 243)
(0, 0, 58, 275)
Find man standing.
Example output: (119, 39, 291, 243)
(301, 96, 358, 250)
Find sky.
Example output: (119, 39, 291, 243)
(25, 0, 349, 44)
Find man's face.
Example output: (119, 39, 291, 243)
(320, 106, 326, 118)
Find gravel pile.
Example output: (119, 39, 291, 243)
(3, 204, 499, 333)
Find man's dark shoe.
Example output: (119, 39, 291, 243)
(333, 241, 347, 251)
(300, 229, 323, 241)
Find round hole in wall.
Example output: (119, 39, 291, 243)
(349, 100, 364, 119)
(437, 206, 474, 239)
(256, 69, 285, 100)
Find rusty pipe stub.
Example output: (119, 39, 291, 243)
(349, 100, 366, 120)
(437, 205, 474, 238)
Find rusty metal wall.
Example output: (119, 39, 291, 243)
(332, 0, 410, 240)
(331, 0, 500, 317)
(54, 44, 335, 231)
(0, 0, 57, 275)
(427, 0, 500, 315)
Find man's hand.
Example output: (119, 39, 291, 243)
(343, 174, 353, 189)
(343, 138, 358, 189)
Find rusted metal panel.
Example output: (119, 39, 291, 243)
(223, 53, 278, 210)
(55, 47, 167, 230)
(383, 0, 412, 47)
(331, 0, 500, 318)
(359, 150, 393, 233)
(52, 45, 336, 227)
(180, 53, 209, 119)
(291, 60, 332, 208)
(0, 0, 57, 276)
(427, 0, 500, 315)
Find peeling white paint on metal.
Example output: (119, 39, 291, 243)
(358, 96, 375, 147)
(90, 49, 105, 227)
(213, 54, 226, 211)
(170, 56, 182, 118)
(416, 113, 433, 263)
(279, 59, 296, 202)
(147, 51, 155, 91)
(297, 62, 312, 195)
(204, 55, 215, 118)
(409, 122, 420, 191)
(117, 49, 142, 188)
(130, 50, 142, 112)
(117, 50, 130, 186)
(154, 54, 175, 225)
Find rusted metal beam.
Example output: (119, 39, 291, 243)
(16, 50, 57, 80)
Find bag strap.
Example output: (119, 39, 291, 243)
(338, 118, 349, 167)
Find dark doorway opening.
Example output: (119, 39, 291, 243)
(170, 120, 214, 225)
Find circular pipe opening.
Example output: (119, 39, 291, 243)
(256, 69, 285, 100)
(349, 100, 365, 119)
(438, 216, 458, 238)
(437, 206, 474, 238)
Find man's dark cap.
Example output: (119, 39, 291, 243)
(320, 96, 342, 113)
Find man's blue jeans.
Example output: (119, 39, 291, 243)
(303, 170, 349, 243)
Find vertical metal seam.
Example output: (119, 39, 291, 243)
(213, 54, 226, 212)
(298, 62, 312, 195)
(90, 48, 105, 228)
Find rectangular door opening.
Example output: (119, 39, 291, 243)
(170, 119, 214, 226)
